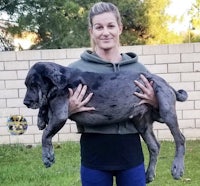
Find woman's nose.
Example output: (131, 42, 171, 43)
(102, 27, 109, 35)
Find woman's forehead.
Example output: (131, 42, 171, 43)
(92, 12, 117, 25)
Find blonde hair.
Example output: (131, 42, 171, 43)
(88, 2, 122, 50)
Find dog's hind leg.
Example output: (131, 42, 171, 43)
(157, 97, 185, 179)
(164, 114, 185, 179)
(154, 83, 186, 180)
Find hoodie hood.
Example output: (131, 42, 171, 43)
(79, 50, 139, 72)
(69, 49, 146, 73)
(81, 50, 138, 65)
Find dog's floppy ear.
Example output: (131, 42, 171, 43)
(42, 63, 68, 89)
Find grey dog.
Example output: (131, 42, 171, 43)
(23, 62, 187, 183)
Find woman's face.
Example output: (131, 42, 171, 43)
(89, 12, 122, 51)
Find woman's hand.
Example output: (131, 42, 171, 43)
(134, 74, 158, 108)
(68, 84, 95, 116)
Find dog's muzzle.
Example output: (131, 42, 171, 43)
(23, 99, 40, 109)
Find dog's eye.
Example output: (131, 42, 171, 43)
(31, 82, 38, 87)
(30, 83, 38, 90)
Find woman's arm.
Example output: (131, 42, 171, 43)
(68, 84, 95, 116)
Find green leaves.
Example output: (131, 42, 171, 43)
(1, 0, 194, 50)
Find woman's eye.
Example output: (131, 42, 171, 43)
(93, 24, 116, 31)
(95, 26, 103, 30)
(108, 25, 115, 28)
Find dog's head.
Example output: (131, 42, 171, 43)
(23, 62, 69, 109)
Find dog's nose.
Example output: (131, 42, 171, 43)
(23, 100, 31, 108)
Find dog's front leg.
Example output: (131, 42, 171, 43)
(42, 96, 68, 168)
(37, 105, 49, 130)
(42, 119, 66, 168)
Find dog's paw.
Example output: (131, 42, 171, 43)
(171, 158, 184, 179)
(146, 170, 155, 183)
(37, 117, 47, 130)
(42, 147, 55, 168)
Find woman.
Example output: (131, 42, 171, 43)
(68, 2, 158, 186)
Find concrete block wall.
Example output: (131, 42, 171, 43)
(0, 43, 200, 145)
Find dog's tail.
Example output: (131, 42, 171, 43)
(174, 89, 188, 102)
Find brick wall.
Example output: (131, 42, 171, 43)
(0, 43, 200, 145)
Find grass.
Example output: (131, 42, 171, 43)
(0, 140, 199, 186)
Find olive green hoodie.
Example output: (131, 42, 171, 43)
(68, 50, 148, 134)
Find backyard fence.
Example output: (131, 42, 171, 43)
(0, 43, 200, 145)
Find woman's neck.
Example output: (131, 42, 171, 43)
(95, 47, 122, 63)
